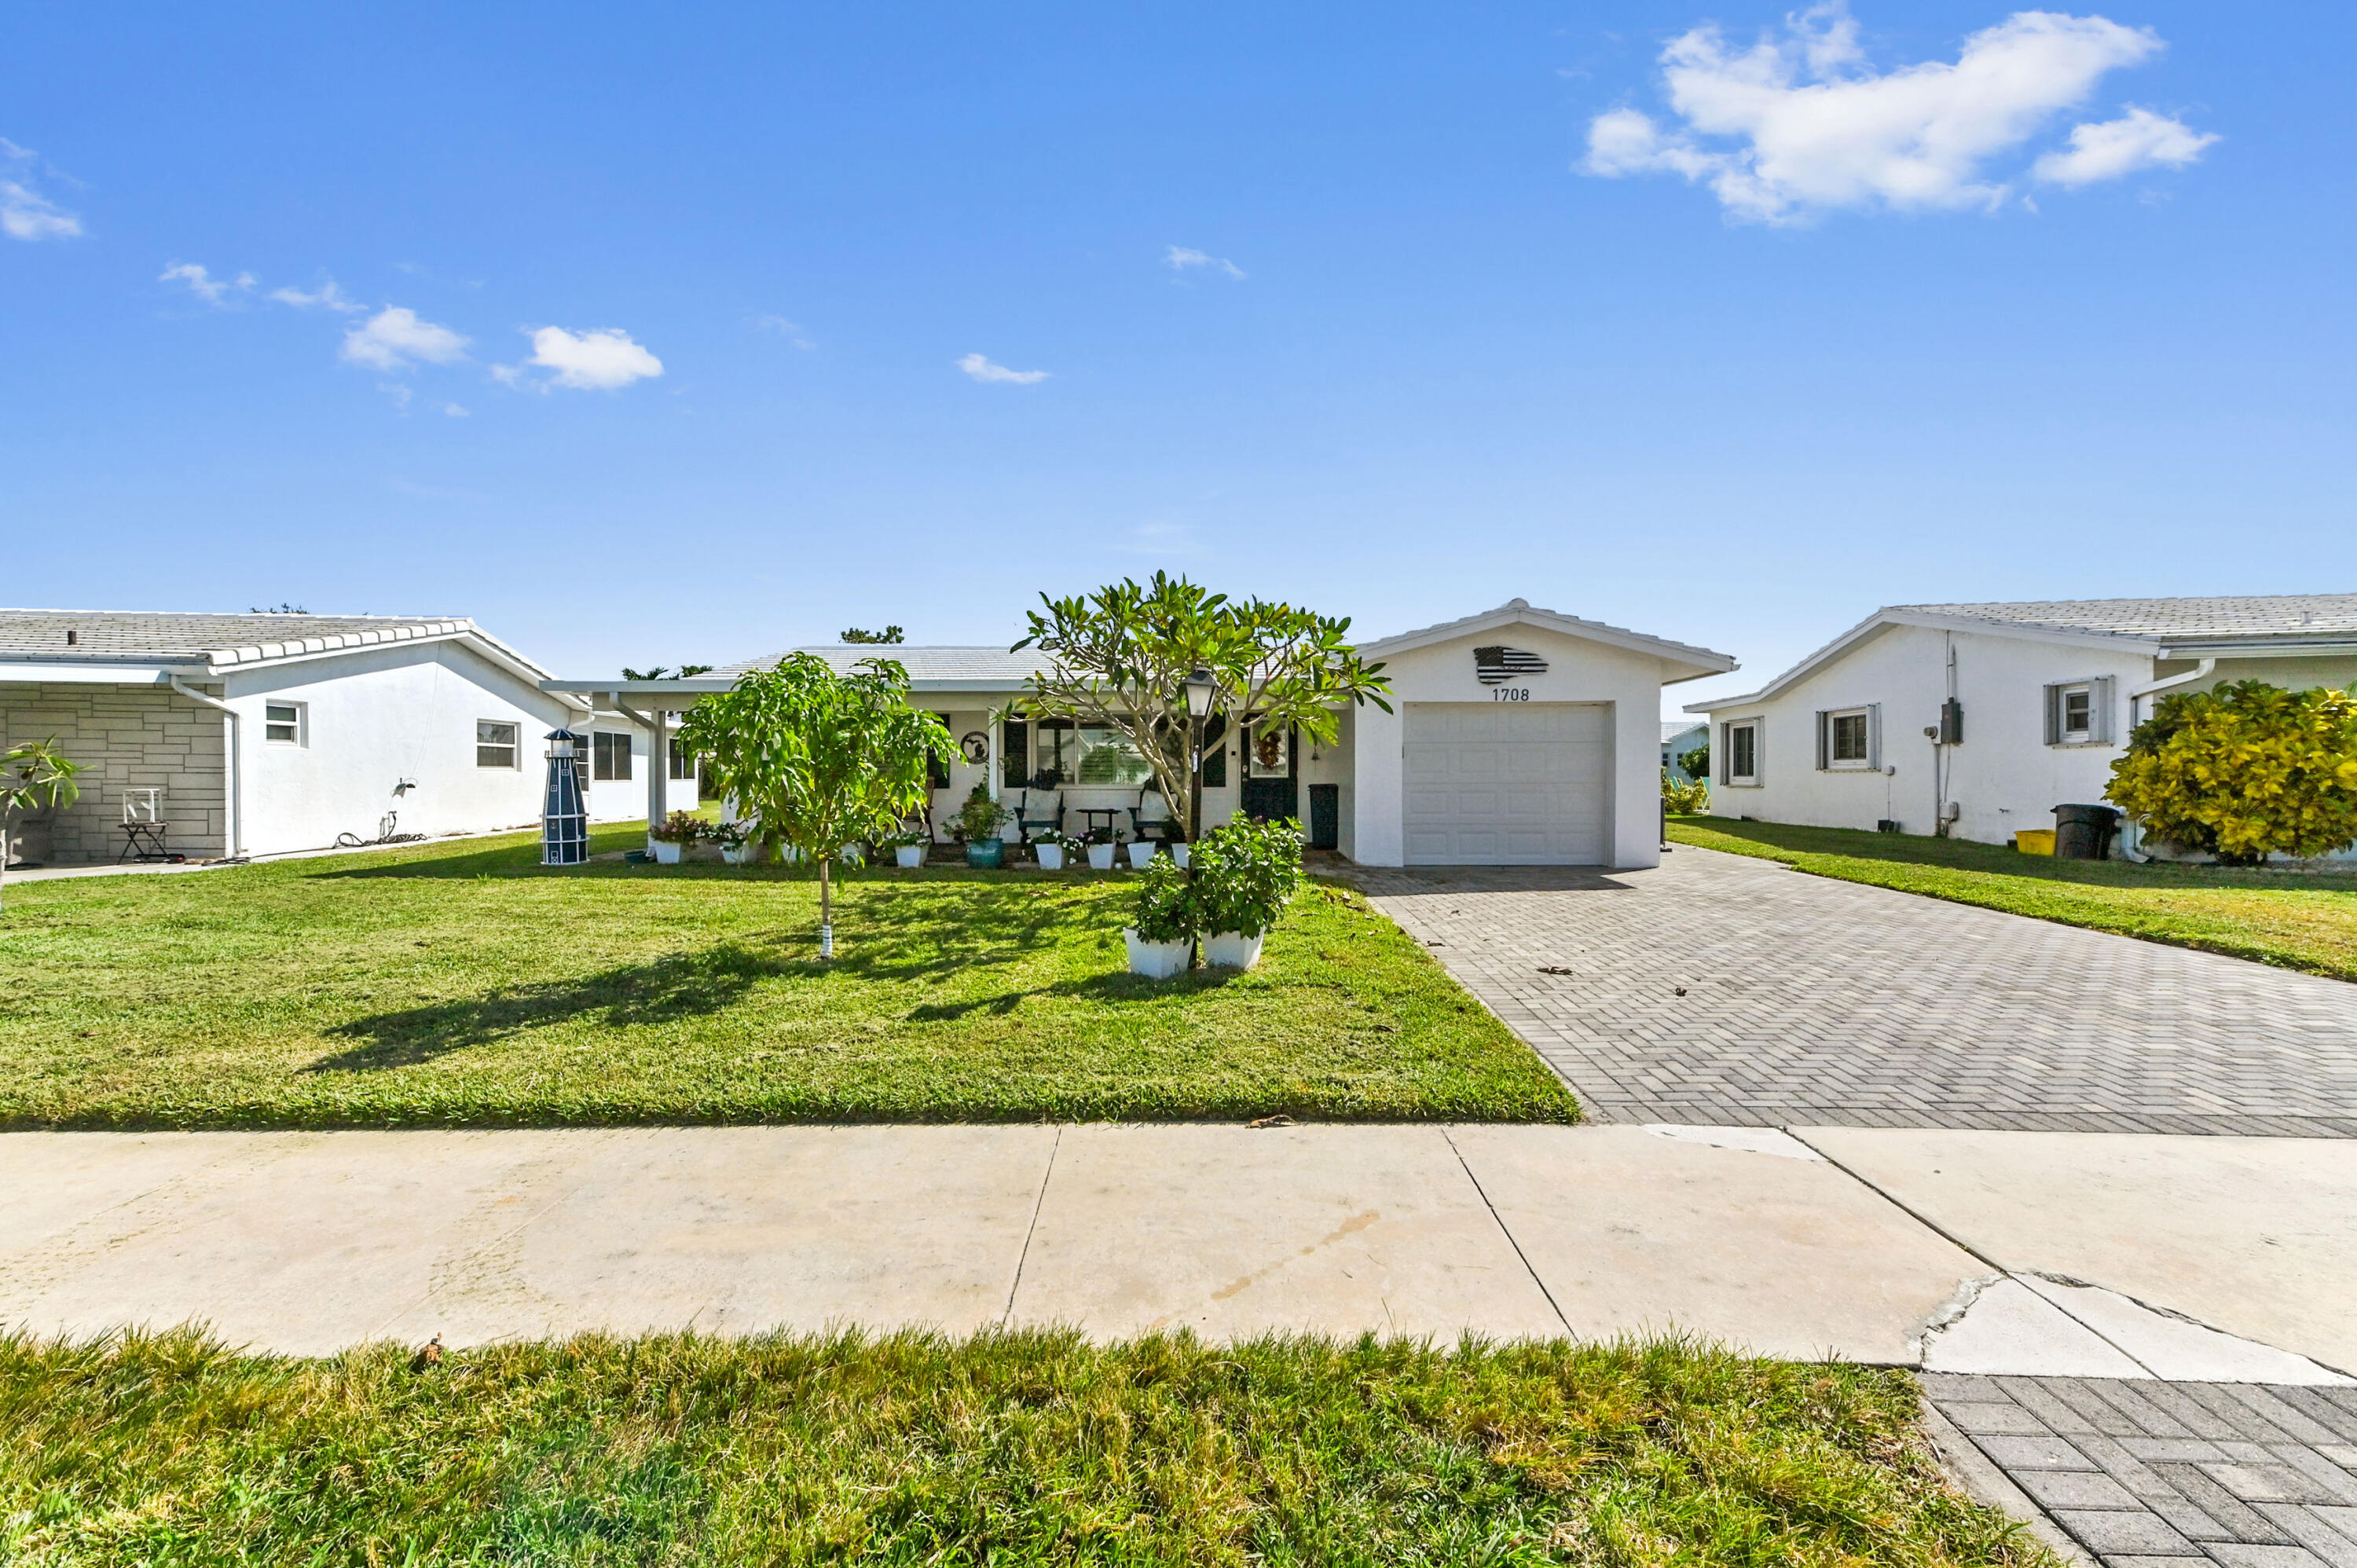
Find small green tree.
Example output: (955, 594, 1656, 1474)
(2108, 680, 2357, 864)
(1675, 742, 1708, 781)
(676, 654, 952, 957)
(840, 625, 905, 644)
(1013, 573, 1392, 840)
(2, 738, 82, 912)
(1661, 771, 1709, 815)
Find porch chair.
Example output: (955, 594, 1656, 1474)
(1008, 788, 1065, 847)
(1127, 787, 1181, 848)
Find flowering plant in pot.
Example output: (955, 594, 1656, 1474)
(1033, 829, 1086, 871)
(1084, 830, 1120, 872)
(710, 818, 765, 865)
(1122, 858, 1197, 979)
(952, 782, 1009, 869)
(647, 810, 706, 865)
(1189, 815, 1303, 970)
(877, 825, 930, 868)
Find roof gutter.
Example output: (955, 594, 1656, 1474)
(167, 679, 244, 859)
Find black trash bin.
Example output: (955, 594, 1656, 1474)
(2053, 802, 2121, 860)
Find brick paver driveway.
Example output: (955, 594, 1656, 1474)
(1352, 847, 2357, 1136)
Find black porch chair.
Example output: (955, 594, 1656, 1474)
(1127, 788, 1181, 848)
(1008, 788, 1064, 846)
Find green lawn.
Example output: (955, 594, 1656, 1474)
(0, 1327, 2054, 1566)
(1670, 816, 2357, 982)
(0, 825, 1574, 1130)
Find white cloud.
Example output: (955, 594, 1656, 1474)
(957, 352, 1050, 385)
(379, 383, 412, 412)
(1167, 245, 1245, 279)
(510, 325, 664, 390)
(2032, 104, 2216, 185)
(1582, 3, 2210, 222)
(1, 139, 82, 240)
(341, 306, 471, 371)
(753, 314, 816, 350)
(270, 278, 365, 313)
(159, 262, 255, 305)
(442, 402, 470, 417)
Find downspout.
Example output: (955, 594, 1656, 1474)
(168, 679, 244, 859)
(2117, 658, 2216, 862)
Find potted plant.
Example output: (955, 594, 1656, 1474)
(1190, 815, 1304, 971)
(711, 819, 766, 865)
(1034, 829, 1085, 871)
(1084, 831, 1119, 872)
(878, 825, 930, 868)
(953, 781, 1009, 869)
(647, 810, 706, 864)
(1122, 858, 1197, 978)
(1125, 837, 1158, 870)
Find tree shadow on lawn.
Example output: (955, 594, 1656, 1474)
(307, 901, 1201, 1071)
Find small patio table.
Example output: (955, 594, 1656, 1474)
(1074, 807, 1124, 842)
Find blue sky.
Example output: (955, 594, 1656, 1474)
(5, 2, 2348, 715)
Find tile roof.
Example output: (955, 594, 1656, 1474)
(1893, 594, 2357, 643)
(717, 646, 1047, 685)
(1662, 720, 1706, 742)
(0, 609, 467, 662)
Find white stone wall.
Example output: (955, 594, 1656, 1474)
(0, 682, 227, 864)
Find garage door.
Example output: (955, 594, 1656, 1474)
(1403, 703, 1609, 864)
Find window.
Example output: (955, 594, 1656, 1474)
(1723, 720, 1759, 786)
(1816, 705, 1878, 770)
(2044, 677, 2115, 746)
(591, 731, 632, 781)
(264, 701, 304, 746)
(668, 737, 698, 782)
(1001, 717, 1029, 789)
(1036, 722, 1153, 786)
(476, 720, 519, 769)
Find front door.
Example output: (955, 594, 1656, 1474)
(1239, 722, 1299, 822)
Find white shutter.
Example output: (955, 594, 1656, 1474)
(1752, 716, 1764, 785)
(2043, 683, 2062, 746)
(2093, 676, 2116, 744)
(1868, 703, 1882, 770)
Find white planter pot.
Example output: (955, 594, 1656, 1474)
(720, 844, 754, 865)
(1169, 843, 1190, 869)
(648, 839, 683, 865)
(1126, 841, 1157, 870)
(1124, 928, 1193, 979)
(894, 844, 927, 869)
(1034, 843, 1065, 870)
(839, 845, 865, 868)
(1087, 843, 1117, 871)
(1202, 930, 1266, 971)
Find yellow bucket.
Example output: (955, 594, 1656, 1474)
(2014, 829, 2055, 855)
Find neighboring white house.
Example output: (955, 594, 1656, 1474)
(544, 598, 1735, 869)
(1684, 595, 2357, 855)
(1661, 721, 1707, 782)
(0, 610, 691, 866)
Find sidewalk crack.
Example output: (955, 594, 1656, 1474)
(1440, 1127, 1571, 1337)
(1001, 1125, 1063, 1328)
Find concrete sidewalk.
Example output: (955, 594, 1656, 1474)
(2, 1123, 2349, 1383)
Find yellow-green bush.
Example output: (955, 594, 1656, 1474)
(2108, 680, 2357, 863)
(1662, 770, 1710, 815)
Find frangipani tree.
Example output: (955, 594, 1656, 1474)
(676, 654, 951, 958)
(2, 738, 81, 912)
(1013, 573, 1393, 840)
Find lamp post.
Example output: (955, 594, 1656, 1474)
(1182, 668, 1216, 856)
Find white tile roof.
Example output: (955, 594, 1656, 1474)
(716, 646, 1047, 684)
(0, 609, 475, 665)
(1893, 595, 2357, 642)
(1662, 720, 1705, 742)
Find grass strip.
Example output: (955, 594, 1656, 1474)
(1669, 816, 2357, 982)
(0, 1325, 2058, 1566)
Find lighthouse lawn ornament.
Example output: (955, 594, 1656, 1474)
(541, 728, 588, 866)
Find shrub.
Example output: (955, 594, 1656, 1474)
(1662, 771, 1710, 815)
(951, 782, 1008, 844)
(1675, 742, 1708, 780)
(1191, 815, 1306, 936)
(2107, 680, 2357, 864)
(874, 825, 929, 851)
(1128, 858, 1200, 943)
(648, 810, 708, 844)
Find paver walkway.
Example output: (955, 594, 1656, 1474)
(1925, 1373, 2357, 1566)
(1352, 848, 2357, 1136)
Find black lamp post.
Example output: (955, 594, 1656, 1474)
(1182, 667, 1217, 853)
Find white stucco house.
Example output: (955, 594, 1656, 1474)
(0, 610, 693, 866)
(545, 598, 1734, 869)
(1684, 595, 2357, 856)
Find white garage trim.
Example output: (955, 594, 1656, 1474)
(1402, 702, 1610, 865)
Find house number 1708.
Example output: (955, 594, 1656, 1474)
(1492, 687, 1530, 702)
